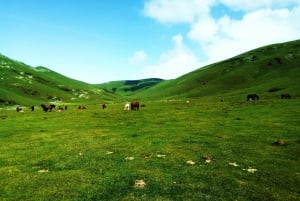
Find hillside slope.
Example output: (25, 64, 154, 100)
(134, 40, 300, 100)
(0, 54, 118, 106)
(1, 40, 299, 106)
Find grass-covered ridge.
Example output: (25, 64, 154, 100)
(1, 40, 300, 105)
(0, 54, 118, 106)
(134, 40, 300, 100)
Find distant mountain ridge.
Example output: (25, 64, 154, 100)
(95, 78, 164, 96)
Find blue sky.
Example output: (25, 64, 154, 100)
(0, 0, 299, 84)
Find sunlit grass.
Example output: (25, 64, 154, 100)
(0, 99, 299, 200)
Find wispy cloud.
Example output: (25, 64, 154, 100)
(143, 0, 214, 24)
(141, 34, 202, 79)
(128, 50, 147, 66)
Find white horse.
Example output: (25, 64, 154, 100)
(124, 103, 130, 110)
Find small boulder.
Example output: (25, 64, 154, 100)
(273, 140, 285, 146)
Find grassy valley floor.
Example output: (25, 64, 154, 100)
(0, 98, 299, 200)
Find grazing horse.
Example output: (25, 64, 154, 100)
(41, 104, 56, 112)
(102, 103, 106, 109)
(247, 94, 259, 101)
(131, 101, 139, 111)
(58, 106, 64, 112)
(16, 106, 23, 112)
(281, 93, 291, 99)
(78, 105, 86, 109)
(124, 103, 130, 110)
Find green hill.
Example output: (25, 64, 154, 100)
(1, 40, 299, 107)
(0, 54, 118, 107)
(133, 40, 300, 100)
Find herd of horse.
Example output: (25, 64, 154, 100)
(247, 93, 291, 101)
(14, 94, 292, 112)
(38, 101, 141, 112)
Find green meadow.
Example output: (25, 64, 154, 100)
(1, 40, 300, 200)
(1, 98, 299, 201)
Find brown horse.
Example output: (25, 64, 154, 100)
(131, 101, 139, 111)
(281, 93, 291, 99)
(78, 105, 86, 109)
(41, 104, 56, 112)
(247, 94, 259, 101)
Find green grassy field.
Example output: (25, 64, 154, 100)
(1, 98, 299, 201)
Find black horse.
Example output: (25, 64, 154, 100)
(16, 106, 23, 112)
(281, 93, 291, 99)
(247, 94, 259, 101)
(41, 104, 56, 112)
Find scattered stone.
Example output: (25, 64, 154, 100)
(141, 153, 151, 158)
(229, 162, 239, 167)
(106, 151, 114, 155)
(186, 160, 195, 165)
(134, 179, 146, 188)
(157, 154, 166, 158)
(273, 140, 285, 146)
(125, 157, 134, 160)
(38, 169, 49, 173)
(243, 168, 257, 173)
(202, 155, 212, 160)
(79, 152, 83, 156)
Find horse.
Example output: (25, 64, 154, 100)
(281, 93, 291, 99)
(16, 106, 23, 112)
(131, 101, 139, 111)
(102, 103, 106, 109)
(41, 104, 56, 112)
(58, 106, 64, 112)
(124, 103, 130, 110)
(78, 105, 86, 109)
(247, 94, 259, 101)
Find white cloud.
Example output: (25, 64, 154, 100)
(128, 50, 147, 65)
(142, 34, 202, 79)
(219, 0, 299, 11)
(143, 1, 300, 78)
(189, 6, 300, 63)
(143, 0, 215, 24)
